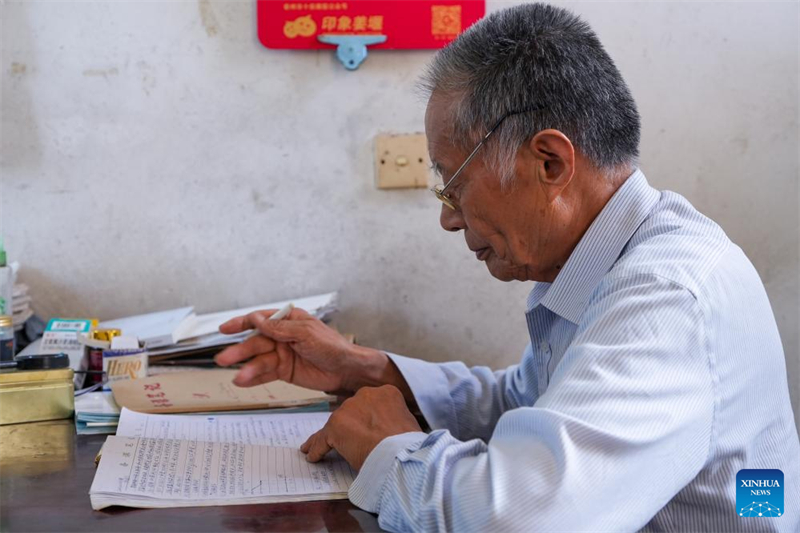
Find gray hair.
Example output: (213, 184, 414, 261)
(421, 3, 641, 182)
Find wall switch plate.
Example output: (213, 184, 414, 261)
(375, 133, 431, 189)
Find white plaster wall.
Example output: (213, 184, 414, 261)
(2, 1, 798, 426)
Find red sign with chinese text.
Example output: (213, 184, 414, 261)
(258, 0, 485, 50)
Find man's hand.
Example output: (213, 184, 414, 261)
(216, 307, 352, 390)
(215, 308, 414, 399)
(300, 385, 422, 470)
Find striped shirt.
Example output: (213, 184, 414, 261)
(348, 169, 800, 532)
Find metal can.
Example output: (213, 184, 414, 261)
(0, 367, 74, 425)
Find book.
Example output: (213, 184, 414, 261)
(142, 292, 338, 359)
(75, 386, 331, 435)
(89, 409, 354, 510)
(109, 370, 335, 414)
(173, 292, 338, 342)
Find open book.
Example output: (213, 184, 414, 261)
(89, 409, 355, 510)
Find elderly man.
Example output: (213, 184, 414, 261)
(216, 3, 799, 532)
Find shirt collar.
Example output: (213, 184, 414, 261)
(526, 169, 660, 323)
(526, 281, 550, 311)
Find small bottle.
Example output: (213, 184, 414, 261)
(0, 315, 15, 363)
(0, 240, 12, 318)
(85, 329, 122, 385)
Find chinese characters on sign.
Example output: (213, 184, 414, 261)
(285, 13, 383, 38)
(319, 15, 384, 33)
(283, 2, 349, 10)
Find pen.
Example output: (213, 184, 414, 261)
(268, 302, 295, 322)
(245, 302, 294, 340)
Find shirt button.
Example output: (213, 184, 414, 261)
(540, 341, 549, 352)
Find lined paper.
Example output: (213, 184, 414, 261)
(116, 408, 330, 448)
(90, 435, 355, 510)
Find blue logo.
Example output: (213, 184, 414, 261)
(737, 469, 783, 517)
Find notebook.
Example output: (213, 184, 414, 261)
(96, 292, 338, 355)
(89, 409, 355, 510)
(109, 370, 335, 414)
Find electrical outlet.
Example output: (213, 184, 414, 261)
(375, 133, 431, 189)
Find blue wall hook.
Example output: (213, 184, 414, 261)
(317, 34, 387, 70)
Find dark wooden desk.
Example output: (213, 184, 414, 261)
(0, 420, 382, 532)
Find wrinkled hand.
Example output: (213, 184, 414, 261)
(301, 385, 422, 470)
(215, 307, 362, 391)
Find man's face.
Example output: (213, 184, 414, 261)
(424, 95, 568, 283)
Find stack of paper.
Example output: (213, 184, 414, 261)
(176, 293, 338, 341)
(100, 307, 194, 349)
(90, 409, 354, 510)
(75, 391, 122, 434)
(99, 292, 338, 360)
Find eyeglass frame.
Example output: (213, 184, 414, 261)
(431, 105, 546, 210)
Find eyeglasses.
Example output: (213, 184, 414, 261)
(431, 106, 545, 210)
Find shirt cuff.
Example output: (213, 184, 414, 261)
(348, 431, 428, 513)
(386, 352, 456, 431)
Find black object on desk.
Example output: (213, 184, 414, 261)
(0, 352, 69, 371)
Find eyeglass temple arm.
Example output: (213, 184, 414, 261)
(439, 121, 503, 194)
(438, 105, 544, 195)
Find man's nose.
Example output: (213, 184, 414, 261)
(440, 204, 466, 232)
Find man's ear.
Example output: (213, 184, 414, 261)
(521, 129, 575, 202)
